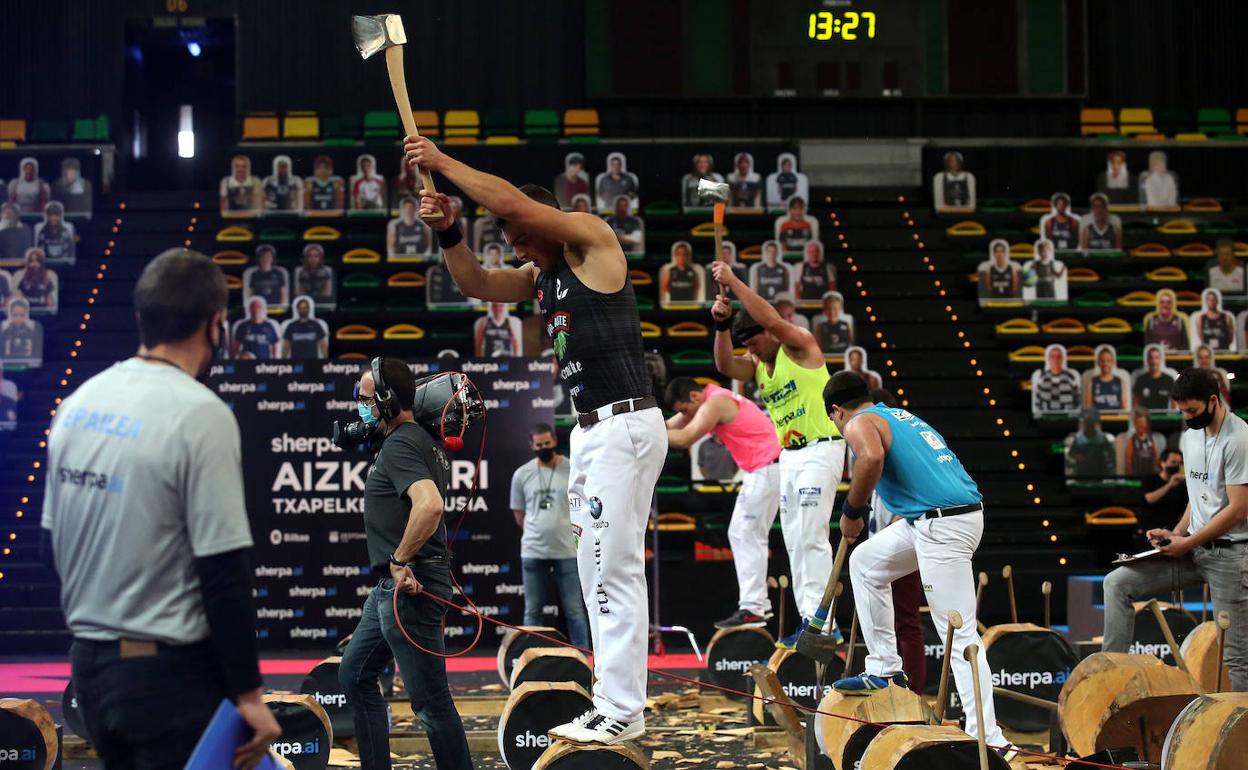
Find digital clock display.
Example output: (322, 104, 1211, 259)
(808, 10, 877, 41)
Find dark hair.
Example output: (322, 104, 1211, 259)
(1161, 448, 1183, 461)
(824, 370, 873, 412)
(496, 184, 559, 230)
(379, 357, 417, 411)
(869, 387, 897, 408)
(665, 377, 704, 407)
(530, 422, 555, 438)
(730, 308, 765, 346)
(1170, 366, 1219, 403)
(134, 248, 227, 347)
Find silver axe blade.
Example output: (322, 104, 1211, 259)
(697, 178, 729, 205)
(352, 14, 407, 59)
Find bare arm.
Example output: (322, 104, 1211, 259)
(512, 509, 525, 530)
(711, 295, 758, 381)
(1143, 475, 1180, 505)
(710, 262, 821, 362)
(843, 413, 889, 508)
(666, 412, 690, 429)
(667, 396, 737, 450)
(473, 319, 485, 356)
(393, 479, 444, 562)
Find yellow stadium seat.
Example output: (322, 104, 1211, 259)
(485, 136, 522, 145)
(1009, 243, 1034, 258)
(739, 244, 761, 261)
(1020, 198, 1052, 214)
(212, 249, 248, 266)
(1087, 317, 1131, 333)
(242, 113, 279, 140)
(1144, 267, 1187, 282)
(629, 269, 653, 286)
(224, 274, 242, 290)
(1041, 318, 1086, 334)
(691, 222, 724, 238)
(303, 225, 341, 241)
(1066, 345, 1096, 363)
(412, 110, 440, 139)
(1182, 198, 1223, 212)
(1157, 219, 1197, 235)
(1008, 345, 1047, 363)
(996, 318, 1039, 335)
(336, 324, 378, 341)
(1079, 108, 1115, 136)
(640, 321, 661, 338)
(1176, 290, 1201, 307)
(343, 248, 381, 264)
(1174, 242, 1214, 258)
(666, 321, 709, 337)
(0, 141, 14, 149)
(282, 112, 319, 140)
(946, 221, 987, 237)
(1175, 132, 1207, 142)
(0, 119, 26, 143)
(387, 272, 426, 288)
(1118, 107, 1156, 135)
(1236, 242, 1248, 258)
(1118, 291, 1157, 307)
(981, 299, 1026, 309)
(1133, 133, 1166, 141)
(1085, 507, 1137, 526)
(216, 225, 254, 242)
(383, 323, 424, 340)
(563, 109, 600, 136)
(443, 110, 480, 144)
(652, 513, 696, 532)
(1129, 243, 1171, 258)
(1067, 267, 1100, 283)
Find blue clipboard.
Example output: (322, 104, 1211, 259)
(184, 699, 282, 770)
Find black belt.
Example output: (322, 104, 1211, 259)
(375, 554, 449, 572)
(782, 436, 838, 451)
(1198, 538, 1247, 551)
(919, 503, 983, 520)
(576, 395, 658, 429)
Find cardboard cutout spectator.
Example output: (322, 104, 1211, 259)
(280, 296, 329, 359)
(242, 244, 290, 310)
(1040, 193, 1081, 251)
(232, 296, 281, 360)
(0, 298, 43, 366)
(50, 158, 93, 219)
(473, 302, 523, 358)
(390, 155, 420, 212)
(1139, 150, 1179, 209)
(1083, 344, 1131, 413)
(1131, 344, 1178, 411)
(480, 243, 511, 273)
(931, 150, 977, 212)
(0, 268, 11, 312)
(813, 291, 854, 354)
(774, 295, 810, 331)
(387, 196, 433, 261)
(1190, 287, 1236, 352)
(774, 195, 819, 254)
(569, 194, 593, 213)
(1195, 344, 1233, 407)
(606, 194, 645, 255)
(1079, 193, 1123, 251)
(727, 152, 762, 209)
(1142, 288, 1189, 352)
(13, 248, 58, 314)
(349, 154, 387, 211)
(978, 238, 1020, 302)
(219, 155, 262, 213)
(473, 212, 510, 254)
(262, 155, 303, 214)
(34, 201, 75, 266)
(765, 153, 809, 210)
(1206, 238, 1245, 295)
(681, 153, 724, 211)
(691, 433, 742, 483)
(8, 158, 49, 215)
(1095, 150, 1136, 206)
(719, 240, 749, 285)
(554, 152, 592, 210)
(216, 318, 231, 361)
(294, 243, 336, 308)
(1065, 409, 1116, 478)
(1122, 409, 1164, 477)
(1022, 238, 1067, 302)
(1031, 343, 1081, 417)
(0, 363, 18, 430)
(594, 152, 639, 213)
(659, 240, 705, 307)
(425, 254, 473, 309)
(750, 240, 793, 301)
(795, 240, 836, 304)
(0, 203, 32, 264)
(844, 345, 882, 389)
(304, 155, 345, 214)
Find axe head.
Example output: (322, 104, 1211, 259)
(795, 628, 841, 665)
(352, 14, 407, 59)
(697, 178, 729, 204)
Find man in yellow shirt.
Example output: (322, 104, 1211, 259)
(710, 261, 846, 648)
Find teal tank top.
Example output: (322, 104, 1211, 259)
(860, 404, 982, 520)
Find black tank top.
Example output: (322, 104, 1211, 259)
(537, 262, 650, 413)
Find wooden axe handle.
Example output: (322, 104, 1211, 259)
(1147, 599, 1202, 692)
(384, 45, 442, 219)
(713, 203, 726, 300)
(809, 536, 850, 634)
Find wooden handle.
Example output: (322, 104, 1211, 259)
(383, 44, 441, 219)
(1042, 580, 1052, 629)
(809, 536, 850, 633)
(843, 608, 860, 674)
(1147, 599, 1202, 691)
(713, 203, 727, 300)
(964, 643, 990, 770)
(1003, 565, 1018, 624)
(934, 609, 962, 723)
(975, 572, 989, 634)
(1216, 610, 1230, 693)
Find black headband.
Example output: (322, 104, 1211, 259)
(825, 376, 870, 409)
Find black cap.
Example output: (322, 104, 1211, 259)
(730, 309, 765, 347)
(823, 370, 871, 411)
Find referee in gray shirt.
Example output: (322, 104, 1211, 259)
(42, 249, 280, 769)
(1101, 367, 1248, 690)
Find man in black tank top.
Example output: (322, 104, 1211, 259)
(405, 136, 667, 746)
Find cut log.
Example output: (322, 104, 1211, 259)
(0, 698, 58, 770)
(1160, 693, 1248, 770)
(702, 626, 775, 702)
(497, 682, 592, 770)
(497, 627, 567, 686)
(531, 738, 648, 769)
(748, 663, 806, 769)
(813, 685, 935, 770)
(857, 724, 1010, 769)
(751, 648, 829, 726)
(509, 647, 593, 692)
(263, 692, 332, 770)
(1179, 621, 1232, 693)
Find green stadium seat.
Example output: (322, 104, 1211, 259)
(483, 110, 520, 138)
(323, 113, 361, 143)
(1197, 108, 1232, 135)
(1154, 108, 1192, 135)
(258, 227, 297, 241)
(342, 272, 383, 290)
(30, 119, 68, 142)
(363, 111, 401, 139)
(94, 114, 110, 140)
(71, 118, 96, 142)
(524, 109, 560, 139)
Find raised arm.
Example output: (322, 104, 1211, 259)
(709, 261, 820, 361)
(711, 295, 758, 382)
(418, 192, 539, 304)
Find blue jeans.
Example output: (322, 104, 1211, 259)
(339, 572, 472, 770)
(71, 638, 226, 770)
(521, 556, 590, 649)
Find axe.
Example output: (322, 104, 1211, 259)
(697, 179, 730, 301)
(796, 536, 850, 665)
(352, 13, 442, 220)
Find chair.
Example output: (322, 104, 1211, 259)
(337, 352, 369, 360)
(93, 114, 110, 141)
(1087, 318, 1132, 334)
(1237, 108, 1248, 135)
(483, 110, 520, 140)
(1118, 107, 1156, 135)
(1066, 345, 1096, 363)
(1067, 267, 1100, 283)
(343, 248, 381, 264)
(383, 323, 424, 340)
(1080, 108, 1116, 136)
(29, 119, 68, 142)
(666, 321, 709, 338)
(1040, 318, 1087, 334)
(302, 226, 341, 241)
(1175, 290, 1201, 307)
(386, 272, 425, 288)
(241, 113, 279, 140)
(563, 108, 600, 136)
(363, 111, 401, 139)
(71, 118, 97, 142)
(642, 201, 680, 216)
(670, 349, 714, 366)
(0, 120, 27, 143)
(259, 226, 297, 242)
(282, 111, 320, 140)
(1071, 291, 1115, 308)
(1144, 267, 1187, 282)
(1174, 242, 1213, 258)
(1008, 345, 1047, 363)
(1085, 507, 1137, 526)
(691, 222, 723, 238)
(1009, 242, 1034, 257)
(443, 110, 480, 144)
(640, 321, 661, 338)
(739, 244, 762, 261)
(1197, 108, 1232, 135)
(1175, 133, 1207, 142)
(224, 274, 242, 291)
(524, 109, 560, 139)
(412, 110, 440, 139)
(1182, 198, 1223, 213)
(336, 324, 379, 341)
(996, 318, 1039, 335)
(1129, 243, 1171, 258)
(1157, 219, 1197, 235)
(322, 112, 361, 143)
(629, 269, 653, 286)
(1020, 198, 1051, 214)
(212, 250, 248, 266)
(1133, 133, 1166, 141)
(341, 273, 383, 291)
(216, 226, 254, 242)
(946, 221, 987, 237)
(1117, 291, 1157, 307)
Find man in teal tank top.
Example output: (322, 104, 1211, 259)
(822, 372, 1016, 761)
(710, 261, 847, 649)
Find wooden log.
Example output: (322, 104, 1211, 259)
(1057, 651, 1200, 761)
(750, 648, 828, 726)
(813, 685, 935, 770)
(0, 698, 58, 770)
(509, 647, 593, 692)
(1179, 620, 1233, 693)
(857, 724, 1010, 770)
(497, 682, 592, 770)
(702, 626, 776, 702)
(497, 627, 567, 686)
(747, 663, 806, 768)
(263, 693, 332, 770)
(531, 738, 648, 769)
(1160, 693, 1248, 770)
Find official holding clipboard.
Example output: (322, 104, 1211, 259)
(1101, 367, 1248, 691)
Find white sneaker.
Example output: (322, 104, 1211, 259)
(556, 711, 644, 745)
(547, 708, 597, 741)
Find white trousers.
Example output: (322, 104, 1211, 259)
(567, 407, 667, 723)
(728, 463, 781, 615)
(778, 440, 847, 619)
(848, 511, 1006, 746)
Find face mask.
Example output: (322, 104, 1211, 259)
(1185, 399, 1216, 431)
(358, 402, 380, 427)
(1164, 462, 1182, 473)
(535, 447, 555, 463)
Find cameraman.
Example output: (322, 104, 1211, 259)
(338, 359, 472, 770)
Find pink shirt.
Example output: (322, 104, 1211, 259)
(705, 384, 781, 472)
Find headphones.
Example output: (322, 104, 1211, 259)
(371, 356, 401, 421)
(371, 358, 483, 452)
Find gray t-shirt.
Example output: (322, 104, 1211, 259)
(42, 359, 252, 644)
(1180, 410, 1248, 539)
(510, 457, 576, 560)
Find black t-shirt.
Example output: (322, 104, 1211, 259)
(364, 423, 450, 569)
(249, 269, 286, 306)
(668, 265, 699, 302)
(1141, 474, 1188, 538)
(283, 319, 326, 359)
(797, 262, 835, 301)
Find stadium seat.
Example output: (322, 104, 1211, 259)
(30, 119, 68, 142)
(322, 112, 361, 144)
(1079, 108, 1116, 136)
(1117, 291, 1157, 307)
(640, 321, 661, 338)
(1129, 243, 1170, 258)
(739, 244, 762, 261)
(635, 296, 655, 310)
(1237, 108, 1248, 134)
(1197, 108, 1232, 135)
(1144, 267, 1186, 282)
(224, 274, 243, 291)
(386, 272, 425, 288)
(666, 322, 709, 338)
(383, 323, 424, 340)
(1133, 133, 1166, 141)
(1085, 507, 1137, 526)
(282, 111, 319, 140)
(1182, 198, 1223, 212)
(94, 114, 110, 140)
(485, 136, 522, 145)
(412, 110, 440, 139)
(483, 110, 520, 141)
(1157, 219, 1196, 234)
(342, 273, 382, 290)
(343, 248, 382, 264)
(259, 226, 297, 241)
(629, 269, 653, 286)
(996, 318, 1039, 335)
(1040, 318, 1087, 334)
(1009, 243, 1034, 257)
(1066, 345, 1096, 363)
(1155, 108, 1192, 135)
(643, 201, 680, 216)
(1071, 291, 1114, 308)
(241, 113, 279, 140)
(1087, 318, 1132, 334)
(212, 250, 248, 266)
(524, 109, 560, 139)
(1174, 242, 1213, 258)
(1118, 107, 1156, 135)
(1175, 133, 1207, 141)
(302, 226, 341, 241)
(363, 111, 401, 139)
(443, 110, 480, 144)
(337, 352, 369, 360)
(0, 120, 27, 143)
(1009, 345, 1046, 363)
(216, 226, 254, 242)
(670, 350, 714, 366)
(690, 223, 723, 238)
(336, 324, 379, 341)
(1236, 242, 1248, 257)
(72, 117, 97, 142)
(946, 221, 987, 237)
(1175, 290, 1201, 307)
(1067, 267, 1100, 283)
(1020, 198, 1051, 214)
(564, 109, 600, 136)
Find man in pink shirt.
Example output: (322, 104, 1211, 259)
(665, 377, 782, 629)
